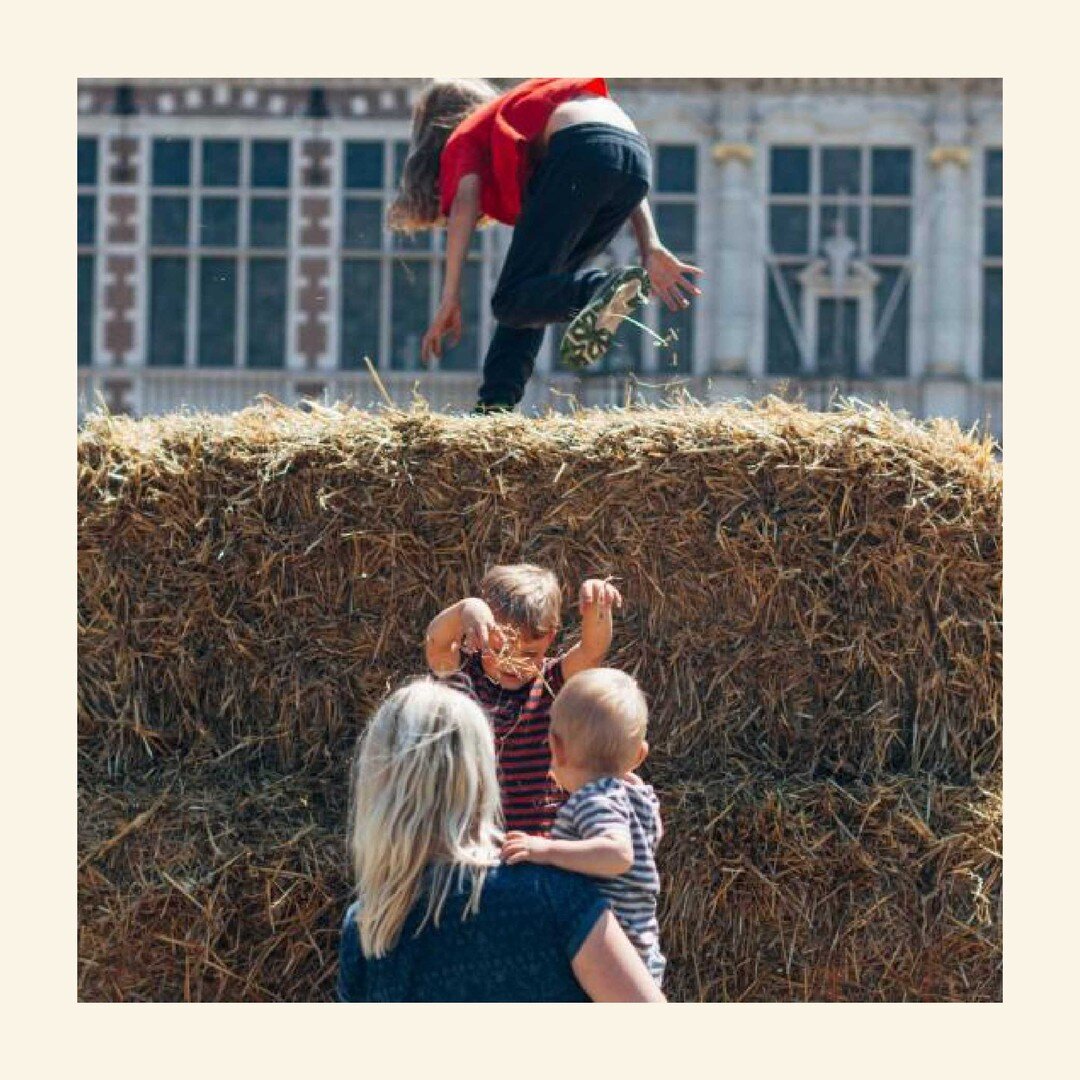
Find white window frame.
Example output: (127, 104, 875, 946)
(763, 141, 917, 377)
(146, 133, 295, 370)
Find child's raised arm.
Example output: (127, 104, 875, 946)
(424, 596, 501, 675)
(561, 578, 622, 681)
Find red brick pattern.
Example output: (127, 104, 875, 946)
(103, 255, 136, 364)
(107, 195, 139, 244)
(301, 139, 332, 188)
(299, 197, 331, 247)
(102, 377, 134, 414)
(108, 136, 138, 185)
(297, 257, 329, 368)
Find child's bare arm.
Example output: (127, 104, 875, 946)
(442, 174, 480, 300)
(503, 831, 634, 878)
(561, 578, 622, 680)
(422, 175, 480, 363)
(628, 199, 703, 312)
(424, 597, 500, 675)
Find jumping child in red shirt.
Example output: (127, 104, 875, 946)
(388, 78, 702, 412)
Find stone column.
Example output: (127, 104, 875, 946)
(710, 87, 756, 379)
(926, 86, 972, 379)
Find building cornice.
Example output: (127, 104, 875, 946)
(77, 77, 1003, 120)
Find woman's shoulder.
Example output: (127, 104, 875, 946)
(486, 861, 602, 910)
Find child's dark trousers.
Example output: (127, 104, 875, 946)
(477, 124, 652, 411)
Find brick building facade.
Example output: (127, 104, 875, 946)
(76, 78, 1002, 437)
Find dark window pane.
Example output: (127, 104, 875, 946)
(984, 206, 1003, 258)
(872, 265, 909, 377)
(769, 204, 810, 255)
(340, 259, 381, 369)
(766, 266, 803, 374)
(148, 256, 188, 366)
(345, 141, 384, 190)
(816, 298, 859, 376)
(200, 197, 239, 247)
(343, 198, 383, 249)
(659, 297, 694, 374)
(151, 196, 190, 246)
(820, 202, 861, 248)
(393, 225, 432, 251)
(197, 257, 237, 367)
(251, 140, 290, 188)
(440, 261, 481, 371)
(250, 198, 289, 248)
(202, 139, 240, 187)
(656, 203, 696, 253)
(78, 137, 98, 186)
(78, 255, 94, 366)
(870, 205, 910, 256)
(822, 147, 861, 195)
(982, 267, 1002, 379)
(390, 261, 431, 370)
(985, 149, 1003, 199)
(393, 141, 410, 187)
(657, 145, 697, 193)
(152, 138, 191, 186)
(78, 194, 96, 246)
(770, 146, 810, 195)
(872, 147, 912, 196)
(246, 258, 287, 367)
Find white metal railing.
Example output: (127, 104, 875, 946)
(77, 367, 1002, 441)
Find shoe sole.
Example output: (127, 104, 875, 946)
(560, 268, 650, 370)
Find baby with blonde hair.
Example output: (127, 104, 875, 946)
(502, 667, 666, 985)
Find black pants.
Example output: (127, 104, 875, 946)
(477, 124, 652, 410)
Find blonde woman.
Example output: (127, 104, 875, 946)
(338, 678, 664, 1002)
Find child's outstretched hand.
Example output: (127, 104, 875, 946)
(502, 831, 552, 865)
(421, 296, 463, 364)
(579, 578, 623, 613)
(645, 245, 703, 312)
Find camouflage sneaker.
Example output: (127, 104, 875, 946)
(560, 267, 651, 370)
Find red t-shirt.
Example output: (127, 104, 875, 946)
(439, 77, 610, 226)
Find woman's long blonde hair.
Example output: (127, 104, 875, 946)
(387, 78, 499, 233)
(348, 678, 502, 958)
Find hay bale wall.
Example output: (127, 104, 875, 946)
(78, 401, 1002, 1000)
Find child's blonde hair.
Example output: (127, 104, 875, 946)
(480, 563, 562, 639)
(387, 78, 499, 233)
(349, 678, 502, 959)
(550, 668, 649, 775)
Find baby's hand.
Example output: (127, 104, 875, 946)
(502, 831, 552, 865)
(579, 578, 623, 612)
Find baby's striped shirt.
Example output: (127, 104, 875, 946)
(550, 775, 665, 985)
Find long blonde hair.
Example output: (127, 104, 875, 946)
(348, 678, 502, 958)
(387, 78, 499, 233)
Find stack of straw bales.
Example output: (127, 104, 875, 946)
(78, 399, 1001, 1000)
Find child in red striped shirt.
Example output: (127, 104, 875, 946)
(425, 563, 622, 834)
(388, 78, 702, 412)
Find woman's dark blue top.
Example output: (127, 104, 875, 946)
(337, 862, 609, 1002)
